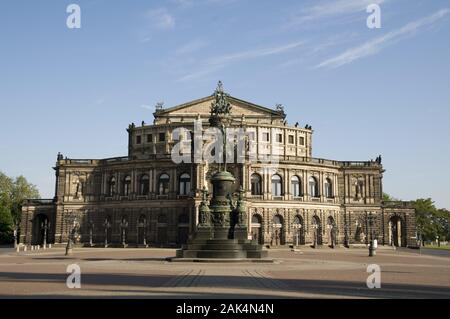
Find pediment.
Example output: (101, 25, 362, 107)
(155, 95, 284, 119)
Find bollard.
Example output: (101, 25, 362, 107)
(49, 244, 52, 249)
(24, 246, 27, 252)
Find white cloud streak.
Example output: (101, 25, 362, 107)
(145, 8, 175, 30)
(177, 41, 305, 82)
(175, 39, 208, 55)
(316, 8, 450, 69)
(285, 0, 386, 28)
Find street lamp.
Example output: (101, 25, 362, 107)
(329, 224, 335, 249)
(120, 217, 129, 248)
(292, 223, 301, 247)
(88, 220, 94, 247)
(143, 217, 148, 247)
(40, 219, 50, 249)
(13, 227, 18, 249)
(368, 212, 376, 257)
(312, 224, 318, 249)
(344, 222, 349, 248)
(103, 218, 111, 248)
(65, 214, 79, 256)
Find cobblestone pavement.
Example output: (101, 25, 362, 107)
(0, 247, 449, 298)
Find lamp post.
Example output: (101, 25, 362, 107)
(292, 223, 301, 248)
(88, 220, 94, 247)
(329, 224, 335, 249)
(13, 226, 18, 249)
(65, 213, 79, 256)
(368, 213, 376, 257)
(312, 224, 318, 249)
(120, 218, 129, 248)
(103, 218, 111, 248)
(41, 219, 50, 249)
(344, 220, 349, 248)
(143, 217, 147, 247)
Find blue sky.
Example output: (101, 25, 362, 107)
(1, 0, 449, 208)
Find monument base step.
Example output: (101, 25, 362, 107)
(166, 257, 274, 263)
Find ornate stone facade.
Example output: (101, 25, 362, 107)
(20, 87, 417, 248)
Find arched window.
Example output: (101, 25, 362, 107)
(123, 176, 131, 196)
(273, 215, 283, 225)
(179, 173, 191, 196)
(251, 174, 262, 195)
(139, 175, 149, 195)
(271, 175, 283, 197)
(309, 176, 319, 198)
(252, 214, 262, 224)
(108, 177, 116, 196)
(291, 176, 301, 197)
(158, 173, 170, 195)
(324, 178, 333, 198)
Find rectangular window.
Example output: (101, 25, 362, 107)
(248, 132, 255, 141)
(136, 135, 142, 144)
(299, 137, 305, 146)
(159, 133, 166, 142)
(276, 134, 283, 143)
(288, 135, 294, 144)
(147, 134, 153, 143)
(262, 132, 270, 142)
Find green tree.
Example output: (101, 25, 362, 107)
(0, 172, 13, 208)
(412, 198, 439, 243)
(10, 175, 40, 225)
(0, 206, 13, 243)
(435, 209, 450, 241)
(0, 171, 40, 244)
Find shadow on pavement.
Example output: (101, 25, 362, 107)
(0, 271, 449, 299)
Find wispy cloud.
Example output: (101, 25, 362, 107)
(285, 0, 386, 29)
(175, 39, 208, 55)
(145, 8, 175, 30)
(171, 0, 238, 8)
(177, 41, 305, 82)
(316, 8, 450, 69)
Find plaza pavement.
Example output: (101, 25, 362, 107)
(0, 246, 449, 299)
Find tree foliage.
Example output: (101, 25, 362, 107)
(412, 198, 449, 242)
(0, 171, 40, 244)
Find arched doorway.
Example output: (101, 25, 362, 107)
(311, 215, 322, 245)
(33, 214, 50, 246)
(272, 215, 284, 246)
(293, 215, 305, 245)
(389, 215, 405, 247)
(251, 214, 263, 244)
(177, 213, 190, 246)
(327, 216, 337, 248)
